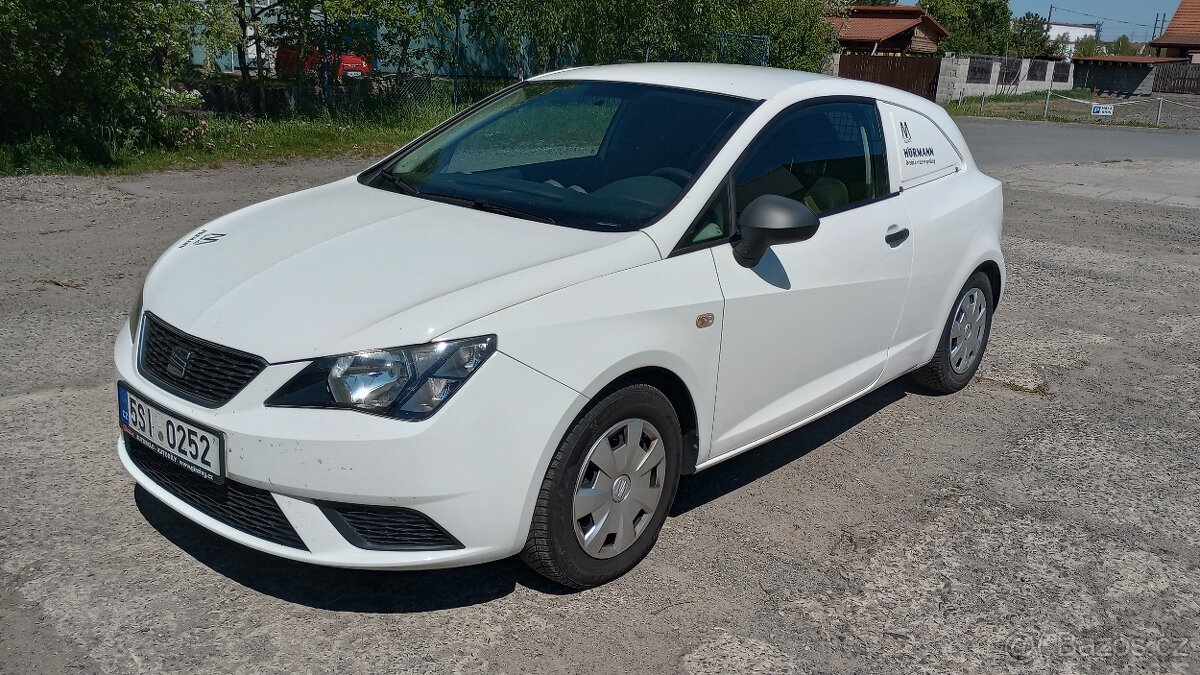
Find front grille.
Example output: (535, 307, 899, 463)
(317, 501, 462, 551)
(126, 435, 307, 550)
(138, 313, 267, 407)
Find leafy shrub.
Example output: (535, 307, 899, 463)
(0, 0, 199, 165)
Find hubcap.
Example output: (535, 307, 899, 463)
(572, 418, 666, 559)
(949, 288, 988, 374)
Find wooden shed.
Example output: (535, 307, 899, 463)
(826, 5, 949, 56)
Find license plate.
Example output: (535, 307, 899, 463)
(344, 71, 363, 77)
(118, 383, 225, 483)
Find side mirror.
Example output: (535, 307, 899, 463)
(732, 195, 821, 268)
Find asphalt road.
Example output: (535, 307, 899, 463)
(2, 121, 1199, 674)
(958, 117, 1200, 168)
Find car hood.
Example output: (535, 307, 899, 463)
(142, 177, 660, 362)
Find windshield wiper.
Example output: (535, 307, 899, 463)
(416, 191, 556, 224)
(377, 174, 556, 224)
(378, 171, 419, 195)
(465, 200, 556, 224)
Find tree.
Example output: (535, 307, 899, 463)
(918, 0, 1011, 55)
(1009, 12, 1051, 57)
(268, 0, 451, 83)
(464, 0, 734, 75)
(738, 0, 841, 72)
(196, 1, 244, 75)
(1109, 34, 1135, 56)
(0, 0, 200, 162)
(1072, 34, 1103, 58)
(465, 0, 840, 76)
(1051, 32, 1071, 57)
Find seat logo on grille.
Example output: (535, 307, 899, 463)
(167, 346, 193, 379)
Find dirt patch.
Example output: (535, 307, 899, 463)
(1, 149, 1199, 674)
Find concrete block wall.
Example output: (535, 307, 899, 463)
(823, 53, 841, 77)
(935, 57, 1075, 102)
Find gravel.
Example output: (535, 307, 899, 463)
(2, 126, 1199, 675)
(1095, 92, 1200, 130)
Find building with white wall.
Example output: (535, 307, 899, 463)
(1048, 22, 1101, 57)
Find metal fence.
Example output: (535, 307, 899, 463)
(707, 31, 771, 67)
(195, 73, 517, 117)
(195, 26, 773, 117)
(1042, 91, 1200, 128)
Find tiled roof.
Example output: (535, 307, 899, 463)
(827, 16, 923, 42)
(1154, 0, 1200, 46)
(827, 5, 949, 43)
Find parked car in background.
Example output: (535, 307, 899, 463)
(115, 63, 1004, 589)
(275, 46, 371, 80)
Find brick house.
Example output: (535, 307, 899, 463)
(1152, 0, 1200, 63)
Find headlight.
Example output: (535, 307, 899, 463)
(265, 335, 496, 420)
(129, 288, 144, 343)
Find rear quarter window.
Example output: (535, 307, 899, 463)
(879, 102, 963, 190)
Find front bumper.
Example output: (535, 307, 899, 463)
(114, 323, 585, 569)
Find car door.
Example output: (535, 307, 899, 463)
(704, 99, 914, 458)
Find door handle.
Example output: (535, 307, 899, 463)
(885, 227, 910, 248)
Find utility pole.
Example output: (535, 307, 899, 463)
(1044, 5, 1055, 119)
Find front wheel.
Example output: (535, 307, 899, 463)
(521, 383, 682, 589)
(912, 271, 994, 394)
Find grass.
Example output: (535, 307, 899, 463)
(942, 87, 1092, 116)
(1, 95, 616, 177)
(941, 87, 1172, 129)
(0, 105, 459, 176)
(10, 80, 1173, 177)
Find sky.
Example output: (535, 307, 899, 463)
(1007, 0, 1181, 42)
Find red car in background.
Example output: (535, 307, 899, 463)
(275, 47, 371, 79)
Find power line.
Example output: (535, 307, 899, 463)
(1047, 5, 1152, 28)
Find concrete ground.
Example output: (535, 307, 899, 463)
(2, 120, 1199, 674)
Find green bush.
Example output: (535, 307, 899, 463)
(0, 0, 198, 164)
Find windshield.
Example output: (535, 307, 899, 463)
(370, 81, 758, 230)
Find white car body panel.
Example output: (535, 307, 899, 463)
(707, 197, 914, 458)
(145, 177, 658, 362)
(889, 171, 1005, 376)
(115, 322, 589, 567)
(446, 248, 726, 459)
(115, 63, 1005, 570)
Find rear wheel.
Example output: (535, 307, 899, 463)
(521, 383, 681, 589)
(912, 271, 994, 394)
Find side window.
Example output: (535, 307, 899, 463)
(733, 101, 889, 216)
(682, 185, 732, 245)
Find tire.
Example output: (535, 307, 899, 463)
(521, 383, 682, 589)
(912, 271, 994, 394)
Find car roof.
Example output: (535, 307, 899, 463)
(530, 62, 834, 101)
